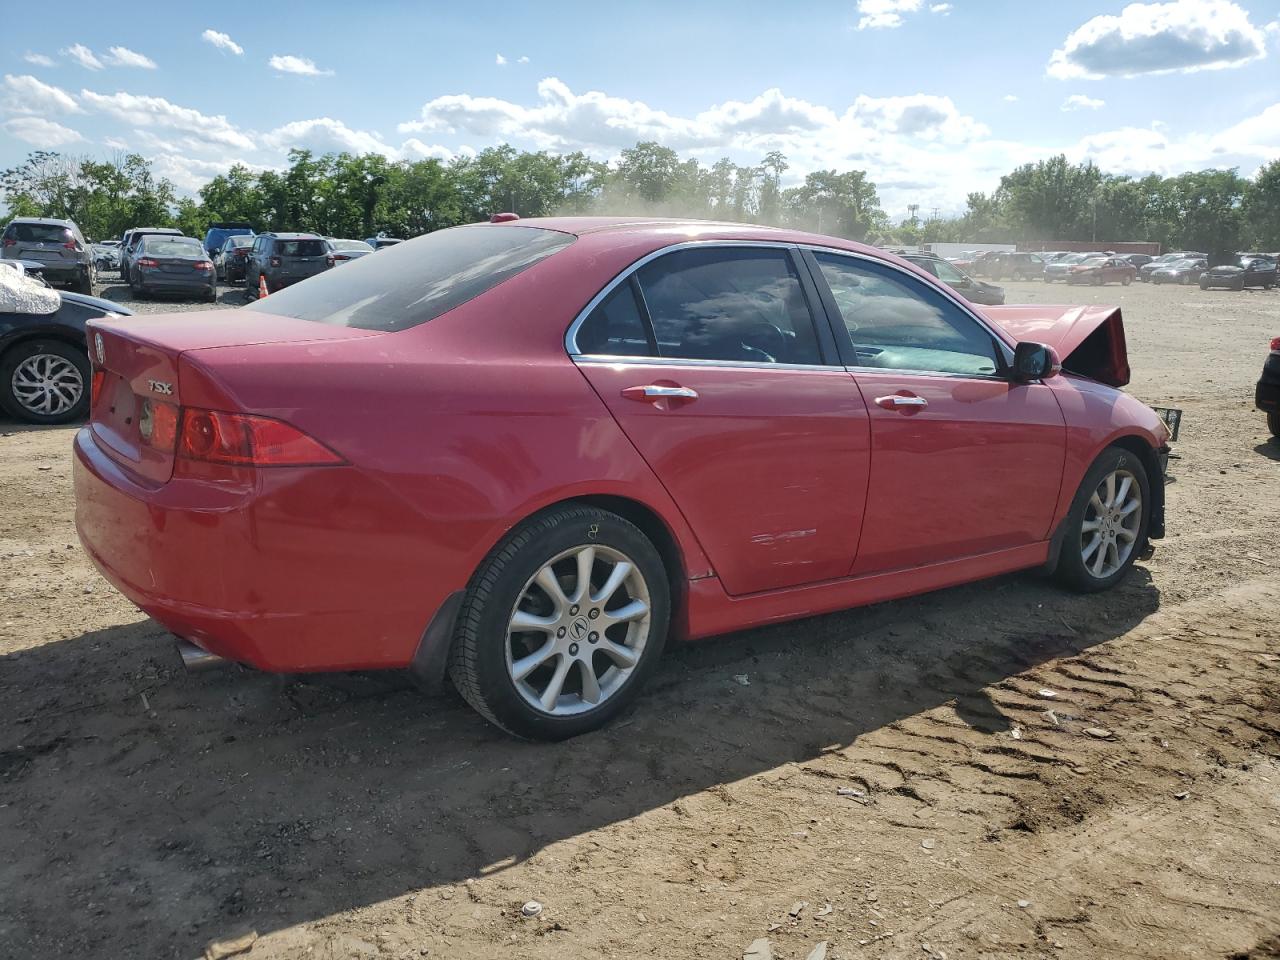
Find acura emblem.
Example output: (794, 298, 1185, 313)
(94, 333, 104, 365)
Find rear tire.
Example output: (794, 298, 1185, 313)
(1055, 446, 1151, 593)
(448, 505, 671, 740)
(1269, 411, 1280, 439)
(75, 270, 92, 295)
(0, 339, 90, 425)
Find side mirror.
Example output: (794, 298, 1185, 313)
(1012, 341, 1060, 381)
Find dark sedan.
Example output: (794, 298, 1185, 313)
(903, 253, 1005, 305)
(1151, 258, 1207, 285)
(215, 235, 255, 284)
(1200, 256, 1277, 291)
(129, 236, 217, 302)
(1258, 336, 1280, 439)
(0, 266, 134, 423)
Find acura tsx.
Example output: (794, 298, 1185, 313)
(74, 217, 1169, 739)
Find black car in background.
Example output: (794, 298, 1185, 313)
(903, 253, 1006, 305)
(0, 266, 133, 424)
(1257, 336, 1280, 439)
(120, 227, 185, 284)
(1139, 251, 1207, 282)
(246, 233, 334, 296)
(214, 235, 255, 283)
(1200, 256, 1277, 291)
(128, 236, 217, 302)
(1119, 253, 1155, 269)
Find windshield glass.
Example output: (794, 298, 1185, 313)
(245, 225, 575, 331)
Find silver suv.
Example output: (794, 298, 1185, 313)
(2, 217, 95, 293)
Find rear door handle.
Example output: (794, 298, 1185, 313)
(875, 394, 928, 410)
(622, 384, 699, 401)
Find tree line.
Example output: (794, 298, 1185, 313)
(2, 144, 1277, 256)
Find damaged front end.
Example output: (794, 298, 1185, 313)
(982, 304, 1131, 387)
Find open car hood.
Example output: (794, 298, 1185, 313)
(982, 304, 1130, 388)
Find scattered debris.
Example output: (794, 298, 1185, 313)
(520, 901, 543, 918)
(1009, 725, 1023, 740)
(743, 938, 774, 960)
(814, 903, 833, 919)
(204, 931, 258, 960)
(789, 900, 808, 919)
(806, 941, 829, 960)
(1084, 727, 1115, 740)
(732, 674, 751, 686)
(921, 838, 937, 850)
(1175, 791, 1189, 800)
(1017, 900, 1031, 909)
(1044, 709, 1060, 727)
(1037, 688, 1057, 699)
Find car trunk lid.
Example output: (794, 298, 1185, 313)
(982, 304, 1130, 387)
(87, 309, 382, 484)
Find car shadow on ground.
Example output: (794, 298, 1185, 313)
(1254, 440, 1280, 462)
(0, 567, 1160, 955)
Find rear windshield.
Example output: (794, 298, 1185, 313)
(332, 239, 373, 252)
(275, 239, 329, 257)
(246, 225, 575, 332)
(143, 239, 204, 257)
(224, 236, 254, 249)
(5, 222, 71, 243)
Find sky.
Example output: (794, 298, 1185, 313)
(2, 0, 1279, 218)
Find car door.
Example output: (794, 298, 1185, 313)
(570, 243, 871, 596)
(805, 249, 1067, 575)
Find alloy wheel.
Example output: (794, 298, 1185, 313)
(10, 353, 84, 417)
(1080, 469, 1142, 579)
(505, 544, 651, 716)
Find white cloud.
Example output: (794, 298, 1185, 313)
(1213, 101, 1280, 157)
(496, 53, 508, 66)
(1048, 0, 1269, 79)
(268, 55, 333, 76)
(262, 117, 397, 156)
(857, 0, 922, 29)
(2, 74, 82, 115)
(1003, 94, 1019, 102)
(79, 89, 255, 150)
(401, 139, 464, 161)
(1062, 94, 1106, 111)
(23, 53, 55, 68)
(930, 4, 952, 13)
(104, 46, 157, 69)
(62, 44, 103, 70)
(2, 117, 84, 147)
(102, 136, 129, 150)
(202, 30, 244, 56)
(518, 56, 530, 64)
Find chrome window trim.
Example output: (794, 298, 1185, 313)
(799, 243, 1017, 367)
(574, 355, 848, 373)
(564, 239, 811, 359)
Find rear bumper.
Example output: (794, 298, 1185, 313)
(72, 427, 454, 672)
(1257, 355, 1280, 412)
(137, 273, 214, 293)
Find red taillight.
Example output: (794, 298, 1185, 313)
(1271, 336, 1280, 351)
(195, 260, 213, 272)
(90, 370, 106, 406)
(136, 257, 159, 268)
(2, 238, 15, 247)
(235, 249, 248, 258)
(63, 240, 78, 251)
(177, 408, 344, 467)
(325, 254, 336, 266)
(269, 255, 282, 267)
(139, 399, 179, 451)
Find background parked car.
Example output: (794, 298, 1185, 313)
(128, 236, 217, 302)
(903, 253, 1006, 305)
(1200, 256, 1277, 291)
(1119, 254, 1155, 269)
(1066, 256, 1137, 286)
(214, 235, 255, 283)
(974, 251, 1044, 280)
(246, 233, 334, 296)
(1043, 252, 1103, 282)
(2, 217, 95, 294)
(0, 264, 133, 424)
(1151, 258, 1207, 285)
(92, 243, 121, 272)
(365, 236, 404, 251)
(327, 238, 375, 264)
(120, 227, 184, 285)
(1257, 336, 1280, 439)
(203, 221, 254, 258)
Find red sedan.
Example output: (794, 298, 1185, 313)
(1066, 256, 1137, 286)
(74, 218, 1170, 739)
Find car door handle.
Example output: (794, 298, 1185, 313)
(875, 394, 928, 409)
(622, 384, 699, 401)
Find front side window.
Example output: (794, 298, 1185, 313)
(814, 252, 1001, 377)
(634, 247, 822, 365)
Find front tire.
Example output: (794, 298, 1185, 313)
(0, 340, 91, 425)
(448, 505, 671, 740)
(1056, 447, 1151, 593)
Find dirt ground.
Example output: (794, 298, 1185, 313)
(1, 277, 1278, 960)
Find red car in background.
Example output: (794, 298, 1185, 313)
(74, 218, 1170, 739)
(1066, 256, 1137, 286)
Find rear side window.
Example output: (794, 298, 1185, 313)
(275, 239, 328, 257)
(246, 225, 575, 331)
(635, 247, 822, 365)
(577, 281, 653, 357)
